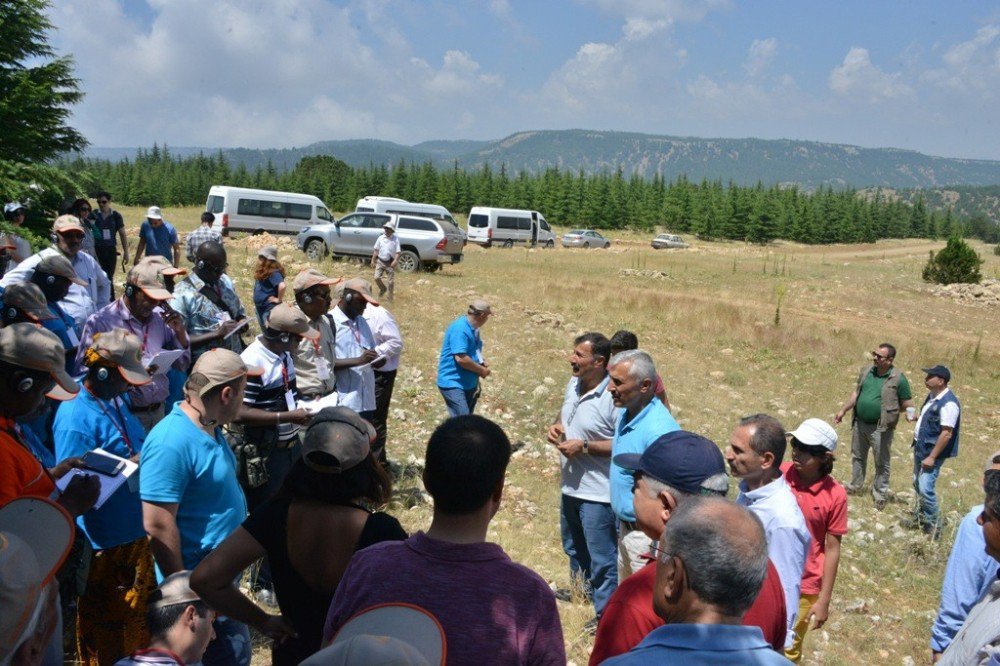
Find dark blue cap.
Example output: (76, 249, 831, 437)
(614, 430, 727, 495)
(922, 365, 951, 382)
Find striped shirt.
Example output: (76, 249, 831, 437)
(241, 338, 301, 443)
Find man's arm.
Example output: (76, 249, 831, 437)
(835, 388, 860, 424)
(454, 353, 489, 377)
(808, 533, 842, 629)
(171, 242, 180, 268)
(558, 438, 612, 458)
(235, 405, 311, 427)
(118, 223, 129, 264)
(133, 237, 146, 265)
(334, 349, 379, 369)
(143, 500, 185, 577)
(390, 249, 401, 269)
(371, 311, 403, 359)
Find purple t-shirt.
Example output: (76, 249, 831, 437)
(324, 532, 566, 665)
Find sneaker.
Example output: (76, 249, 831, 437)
(900, 516, 924, 531)
(553, 587, 574, 602)
(583, 617, 600, 636)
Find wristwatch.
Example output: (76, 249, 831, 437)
(582, 440, 590, 453)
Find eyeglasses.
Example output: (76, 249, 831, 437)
(871, 352, 890, 361)
(97, 200, 109, 205)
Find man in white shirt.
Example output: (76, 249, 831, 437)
(362, 302, 403, 465)
(727, 413, 811, 652)
(1, 215, 112, 329)
(332, 278, 382, 420)
(370, 220, 401, 301)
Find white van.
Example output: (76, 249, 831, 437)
(206, 186, 335, 236)
(466, 207, 556, 248)
(355, 196, 459, 227)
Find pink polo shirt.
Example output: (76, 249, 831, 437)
(781, 462, 848, 595)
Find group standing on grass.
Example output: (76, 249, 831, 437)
(0, 199, 997, 665)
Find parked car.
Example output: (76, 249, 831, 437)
(206, 186, 334, 236)
(561, 230, 611, 249)
(295, 212, 464, 272)
(651, 233, 689, 249)
(466, 206, 556, 248)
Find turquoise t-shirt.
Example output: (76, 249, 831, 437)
(437, 316, 482, 390)
(139, 403, 247, 580)
(610, 398, 680, 522)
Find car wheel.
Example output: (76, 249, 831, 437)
(483, 240, 492, 249)
(502, 239, 514, 248)
(545, 239, 554, 249)
(604, 242, 611, 249)
(425, 263, 442, 273)
(397, 250, 420, 273)
(253, 228, 265, 236)
(305, 239, 326, 261)
(583, 241, 590, 248)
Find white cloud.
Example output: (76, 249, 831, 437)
(744, 38, 778, 77)
(943, 24, 1000, 67)
(828, 47, 913, 102)
(586, 0, 731, 24)
(623, 17, 671, 41)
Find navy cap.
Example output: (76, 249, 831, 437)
(614, 430, 727, 495)
(922, 365, 951, 382)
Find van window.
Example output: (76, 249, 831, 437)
(468, 214, 488, 228)
(237, 198, 285, 218)
(207, 195, 224, 214)
(288, 203, 312, 220)
(317, 207, 333, 222)
(518, 218, 531, 231)
(364, 215, 390, 229)
(356, 207, 374, 213)
(398, 217, 438, 232)
(497, 216, 519, 231)
(539, 219, 551, 232)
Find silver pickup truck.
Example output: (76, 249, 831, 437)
(296, 212, 465, 272)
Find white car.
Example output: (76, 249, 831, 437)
(651, 234, 689, 249)
(561, 229, 610, 249)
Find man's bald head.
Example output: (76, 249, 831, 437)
(194, 241, 227, 283)
(196, 241, 225, 265)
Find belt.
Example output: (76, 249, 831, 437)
(131, 402, 163, 413)
(620, 520, 638, 532)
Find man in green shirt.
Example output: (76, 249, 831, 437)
(835, 343, 914, 509)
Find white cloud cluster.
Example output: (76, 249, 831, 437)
(828, 47, 913, 102)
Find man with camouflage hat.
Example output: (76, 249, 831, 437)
(0, 281, 57, 326)
(437, 299, 492, 417)
(77, 260, 191, 432)
(1, 215, 112, 328)
(291, 268, 341, 402)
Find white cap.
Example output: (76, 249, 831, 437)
(146, 206, 163, 220)
(787, 418, 838, 451)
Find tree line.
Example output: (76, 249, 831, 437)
(62, 146, 1000, 245)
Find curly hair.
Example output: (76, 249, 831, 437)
(253, 257, 285, 281)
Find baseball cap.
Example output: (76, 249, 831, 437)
(266, 303, 320, 340)
(0, 324, 79, 400)
(306, 603, 446, 666)
(147, 571, 201, 610)
(86, 330, 151, 386)
(787, 418, 838, 452)
(187, 348, 264, 398)
(3, 202, 27, 216)
(146, 206, 163, 220)
(258, 245, 278, 261)
(302, 407, 375, 474)
(1, 283, 56, 322)
(292, 268, 341, 294)
(922, 364, 951, 382)
(36, 254, 87, 286)
(469, 299, 492, 314)
(341, 277, 379, 305)
(51, 215, 84, 235)
(126, 262, 173, 300)
(136, 255, 186, 277)
(0, 498, 75, 663)
(614, 430, 727, 495)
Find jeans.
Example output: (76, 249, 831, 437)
(560, 495, 618, 616)
(372, 369, 397, 463)
(913, 451, 945, 528)
(849, 420, 896, 501)
(201, 616, 251, 666)
(439, 386, 479, 417)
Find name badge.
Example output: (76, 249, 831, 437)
(102, 229, 112, 241)
(285, 390, 296, 411)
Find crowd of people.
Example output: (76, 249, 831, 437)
(0, 198, 995, 665)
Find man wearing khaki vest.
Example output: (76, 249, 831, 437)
(835, 343, 914, 509)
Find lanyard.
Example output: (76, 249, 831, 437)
(131, 648, 185, 665)
(348, 318, 363, 345)
(280, 356, 290, 393)
(86, 386, 136, 457)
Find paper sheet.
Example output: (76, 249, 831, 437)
(56, 449, 138, 510)
(147, 349, 185, 375)
(223, 319, 249, 339)
(298, 392, 340, 414)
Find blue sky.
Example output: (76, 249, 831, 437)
(46, 1, 1000, 159)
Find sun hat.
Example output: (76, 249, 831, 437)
(301, 407, 375, 474)
(147, 571, 202, 610)
(266, 303, 320, 341)
(1, 283, 56, 322)
(146, 206, 163, 220)
(258, 245, 278, 262)
(292, 268, 341, 294)
(468, 299, 491, 314)
(614, 430, 727, 495)
(86, 330, 152, 386)
(35, 254, 87, 286)
(0, 324, 79, 400)
(787, 418, 838, 452)
(51, 215, 84, 235)
(187, 348, 263, 398)
(126, 262, 173, 301)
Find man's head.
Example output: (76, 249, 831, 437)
(872, 342, 896, 373)
(0, 324, 79, 417)
(466, 299, 492, 329)
(262, 303, 320, 354)
(788, 418, 838, 478)
(185, 349, 263, 424)
(146, 571, 215, 664)
(3, 202, 27, 224)
(1, 283, 56, 326)
(423, 415, 511, 519)
(51, 215, 86, 258)
(200, 211, 214, 226)
(382, 220, 396, 236)
(194, 241, 227, 284)
(607, 349, 656, 413)
(609, 330, 639, 356)
(293, 268, 341, 320)
(146, 206, 164, 227)
(338, 278, 379, 318)
(725, 414, 787, 484)
(652, 496, 769, 624)
(96, 192, 112, 211)
(616, 430, 729, 540)
(978, 470, 1000, 562)
(136, 255, 186, 294)
(32, 254, 85, 303)
(124, 262, 174, 322)
(569, 332, 611, 382)
(922, 365, 951, 394)
(82, 330, 151, 399)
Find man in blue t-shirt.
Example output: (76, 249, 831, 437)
(140, 348, 263, 666)
(437, 299, 492, 417)
(134, 206, 180, 268)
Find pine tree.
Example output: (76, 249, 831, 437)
(922, 236, 983, 284)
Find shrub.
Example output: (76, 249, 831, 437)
(994, 243, 1000, 256)
(922, 236, 983, 284)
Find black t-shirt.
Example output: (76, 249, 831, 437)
(242, 494, 407, 665)
(89, 210, 124, 248)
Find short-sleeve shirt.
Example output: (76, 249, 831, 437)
(781, 463, 849, 595)
(139, 403, 247, 580)
(293, 314, 337, 396)
(253, 270, 284, 311)
(89, 210, 124, 248)
(139, 221, 178, 260)
(331, 306, 376, 412)
(856, 367, 912, 424)
(53, 388, 147, 550)
(0, 418, 55, 505)
(437, 316, 482, 390)
(241, 338, 301, 443)
(373, 234, 400, 263)
(610, 398, 680, 522)
(559, 375, 619, 502)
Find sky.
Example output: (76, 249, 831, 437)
(44, 0, 1000, 159)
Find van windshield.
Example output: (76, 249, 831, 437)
(468, 214, 488, 228)
(207, 195, 224, 214)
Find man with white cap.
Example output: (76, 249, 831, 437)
(0, 497, 75, 665)
(134, 206, 180, 268)
(371, 220, 401, 301)
(2, 201, 32, 266)
(1, 215, 112, 329)
(76, 261, 191, 433)
(332, 278, 381, 421)
(53, 330, 155, 665)
(140, 348, 263, 666)
(291, 268, 341, 402)
(437, 299, 492, 417)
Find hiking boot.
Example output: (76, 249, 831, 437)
(846, 485, 863, 496)
(553, 588, 574, 602)
(874, 498, 887, 511)
(583, 617, 600, 636)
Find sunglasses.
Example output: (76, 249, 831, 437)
(97, 200, 109, 204)
(871, 352, 890, 361)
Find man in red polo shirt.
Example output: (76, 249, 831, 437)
(590, 430, 787, 664)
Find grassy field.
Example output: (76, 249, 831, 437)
(118, 205, 1000, 665)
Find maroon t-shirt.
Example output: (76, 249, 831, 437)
(325, 532, 566, 665)
(589, 558, 787, 664)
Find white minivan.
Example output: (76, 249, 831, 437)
(206, 186, 335, 236)
(466, 207, 556, 248)
(355, 196, 460, 227)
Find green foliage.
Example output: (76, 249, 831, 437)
(922, 237, 984, 285)
(994, 243, 1000, 256)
